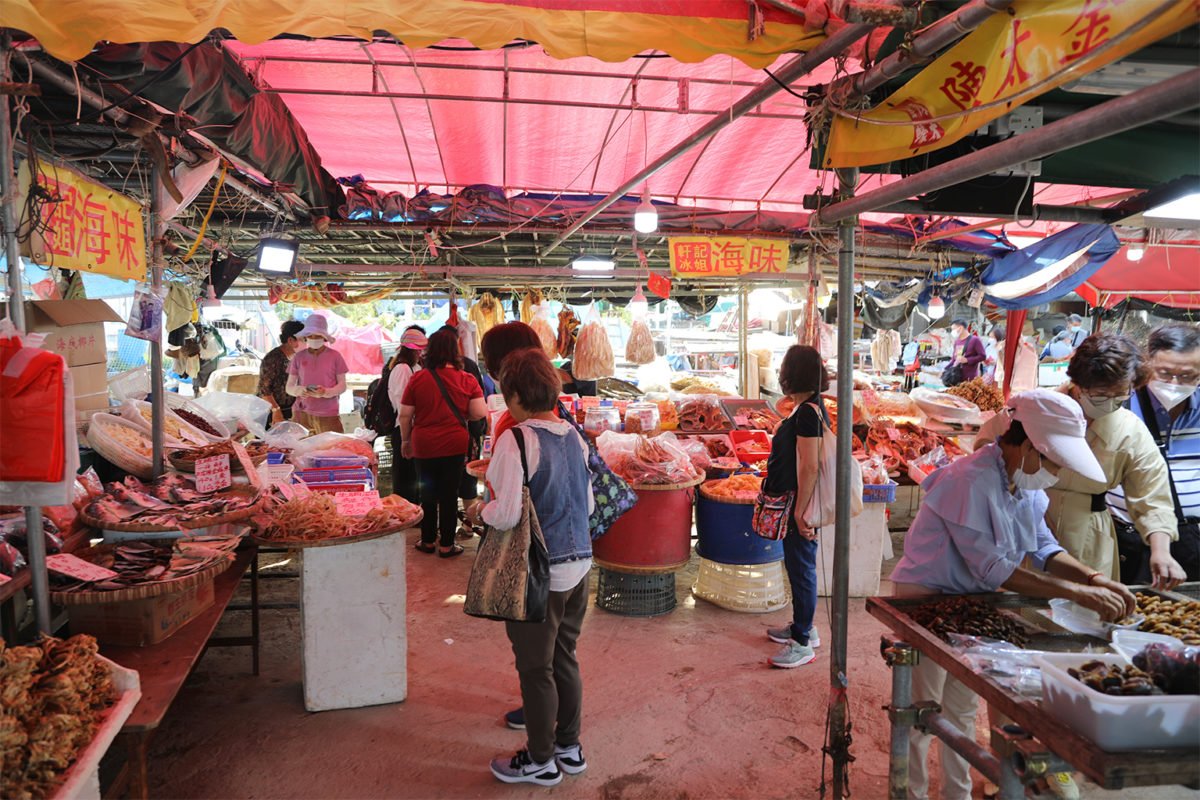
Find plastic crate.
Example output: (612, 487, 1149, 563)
(692, 558, 789, 614)
(595, 568, 676, 617)
(862, 482, 897, 503)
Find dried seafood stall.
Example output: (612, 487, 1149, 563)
(867, 588, 1200, 799)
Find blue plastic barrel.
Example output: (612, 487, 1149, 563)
(695, 494, 784, 565)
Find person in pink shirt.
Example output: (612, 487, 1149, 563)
(286, 315, 349, 433)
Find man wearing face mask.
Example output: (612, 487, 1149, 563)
(1110, 323, 1200, 582)
(1043, 334, 1184, 588)
(891, 389, 1135, 800)
(285, 315, 349, 434)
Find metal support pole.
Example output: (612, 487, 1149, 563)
(538, 22, 874, 257)
(2, 40, 52, 636)
(829, 167, 858, 798)
(149, 166, 165, 477)
(882, 640, 916, 800)
(921, 712, 1002, 785)
(738, 284, 749, 397)
(814, 67, 1200, 225)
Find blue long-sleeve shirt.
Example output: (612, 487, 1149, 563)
(891, 444, 1064, 594)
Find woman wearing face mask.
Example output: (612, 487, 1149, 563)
(1043, 334, 1185, 588)
(891, 389, 1134, 800)
(286, 315, 349, 434)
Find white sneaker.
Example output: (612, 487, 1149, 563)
(767, 625, 820, 648)
(1044, 773, 1080, 800)
(554, 743, 587, 775)
(490, 750, 562, 786)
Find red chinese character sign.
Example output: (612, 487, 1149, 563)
(824, 0, 1198, 168)
(668, 237, 790, 278)
(17, 158, 147, 280)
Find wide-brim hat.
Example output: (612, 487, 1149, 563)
(297, 314, 336, 343)
(1011, 389, 1105, 483)
(400, 329, 428, 350)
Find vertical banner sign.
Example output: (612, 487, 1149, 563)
(824, 0, 1200, 167)
(668, 237, 791, 277)
(16, 158, 147, 280)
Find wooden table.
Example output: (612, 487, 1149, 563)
(867, 592, 1200, 798)
(101, 545, 260, 800)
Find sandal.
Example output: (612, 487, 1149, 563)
(438, 544, 465, 558)
(415, 542, 437, 554)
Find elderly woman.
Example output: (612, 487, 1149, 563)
(468, 347, 594, 786)
(1045, 334, 1185, 588)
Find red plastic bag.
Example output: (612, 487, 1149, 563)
(0, 335, 66, 482)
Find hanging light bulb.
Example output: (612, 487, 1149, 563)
(1127, 244, 1145, 261)
(634, 184, 657, 234)
(927, 295, 946, 320)
(629, 283, 649, 319)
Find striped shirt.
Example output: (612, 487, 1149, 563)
(1109, 389, 1200, 523)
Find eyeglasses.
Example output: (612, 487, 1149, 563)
(1153, 367, 1200, 385)
(1081, 390, 1128, 402)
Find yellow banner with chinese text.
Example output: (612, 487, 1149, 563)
(668, 237, 791, 278)
(823, 0, 1199, 168)
(18, 159, 147, 281)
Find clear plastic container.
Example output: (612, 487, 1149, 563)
(624, 401, 660, 434)
(584, 402, 621, 437)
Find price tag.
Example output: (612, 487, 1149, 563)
(47, 554, 118, 583)
(194, 454, 232, 493)
(886, 427, 901, 441)
(968, 286, 985, 309)
(334, 492, 383, 517)
(734, 414, 751, 428)
(231, 441, 264, 489)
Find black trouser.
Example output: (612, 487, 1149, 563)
(416, 455, 465, 548)
(1117, 518, 1200, 584)
(389, 430, 420, 504)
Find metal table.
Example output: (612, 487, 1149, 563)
(867, 590, 1200, 799)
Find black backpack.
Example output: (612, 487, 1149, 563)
(363, 363, 396, 435)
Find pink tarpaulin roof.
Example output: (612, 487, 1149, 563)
(309, 309, 392, 374)
(1078, 245, 1200, 309)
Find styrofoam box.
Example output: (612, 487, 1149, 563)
(55, 655, 141, 799)
(1035, 653, 1200, 752)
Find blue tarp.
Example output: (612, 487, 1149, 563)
(981, 223, 1120, 310)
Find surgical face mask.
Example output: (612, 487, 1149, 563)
(1149, 379, 1196, 411)
(1078, 393, 1124, 420)
(306, 338, 325, 350)
(1013, 449, 1059, 491)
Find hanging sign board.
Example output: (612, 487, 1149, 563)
(823, 0, 1200, 168)
(17, 158, 147, 280)
(668, 237, 791, 278)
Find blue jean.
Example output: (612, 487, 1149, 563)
(783, 529, 818, 645)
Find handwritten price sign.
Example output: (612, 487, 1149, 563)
(195, 454, 232, 493)
(334, 492, 383, 517)
(47, 554, 119, 583)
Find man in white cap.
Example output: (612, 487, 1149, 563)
(890, 388, 1135, 800)
(286, 314, 349, 433)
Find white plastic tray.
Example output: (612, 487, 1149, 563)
(1036, 652, 1199, 752)
(55, 655, 142, 800)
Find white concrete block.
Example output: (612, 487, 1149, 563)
(815, 503, 888, 598)
(300, 530, 408, 712)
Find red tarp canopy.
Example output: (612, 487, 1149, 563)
(1078, 244, 1200, 309)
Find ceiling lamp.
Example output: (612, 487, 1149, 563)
(629, 283, 649, 319)
(634, 185, 658, 234)
(1127, 244, 1145, 261)
(927, 295, 946, 320)
(572, 253, 615, 273)
(1144, 191, 1200, 224)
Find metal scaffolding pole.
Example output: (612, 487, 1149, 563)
(829, 167, 858, 798)
(538, 21, 875, 258)
(149, 166, 166, 477)
(1, 42, 52, 634)
(814, 68, 1200, 225)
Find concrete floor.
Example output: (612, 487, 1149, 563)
(133, 506, 1199, 800)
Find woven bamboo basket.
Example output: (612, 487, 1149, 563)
(119, 400, 211, 448)
(167, 447, 269, 474)
(87, 414, 155, 479)
(626, 474, 706, 492)
(466, 459, 490, 479)
(252, 512, 422, 549)
(51, 551, 232, 605)
(79, 487, 263, 532)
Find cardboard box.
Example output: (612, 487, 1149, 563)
(67, 579, 215, 646)
(17, 300, 121, 367)
(71, 363, 110, 400)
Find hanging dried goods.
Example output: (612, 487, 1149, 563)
(573, 321, 615, 380)
(625, 320, 655, 365)
(556, 308, 580, 358)
(1, 634, 116, 799)
(530, 315, 557, 358)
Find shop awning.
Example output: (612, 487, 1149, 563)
(9, 0, 829, 66)
(1077, 245, 1200, 309)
